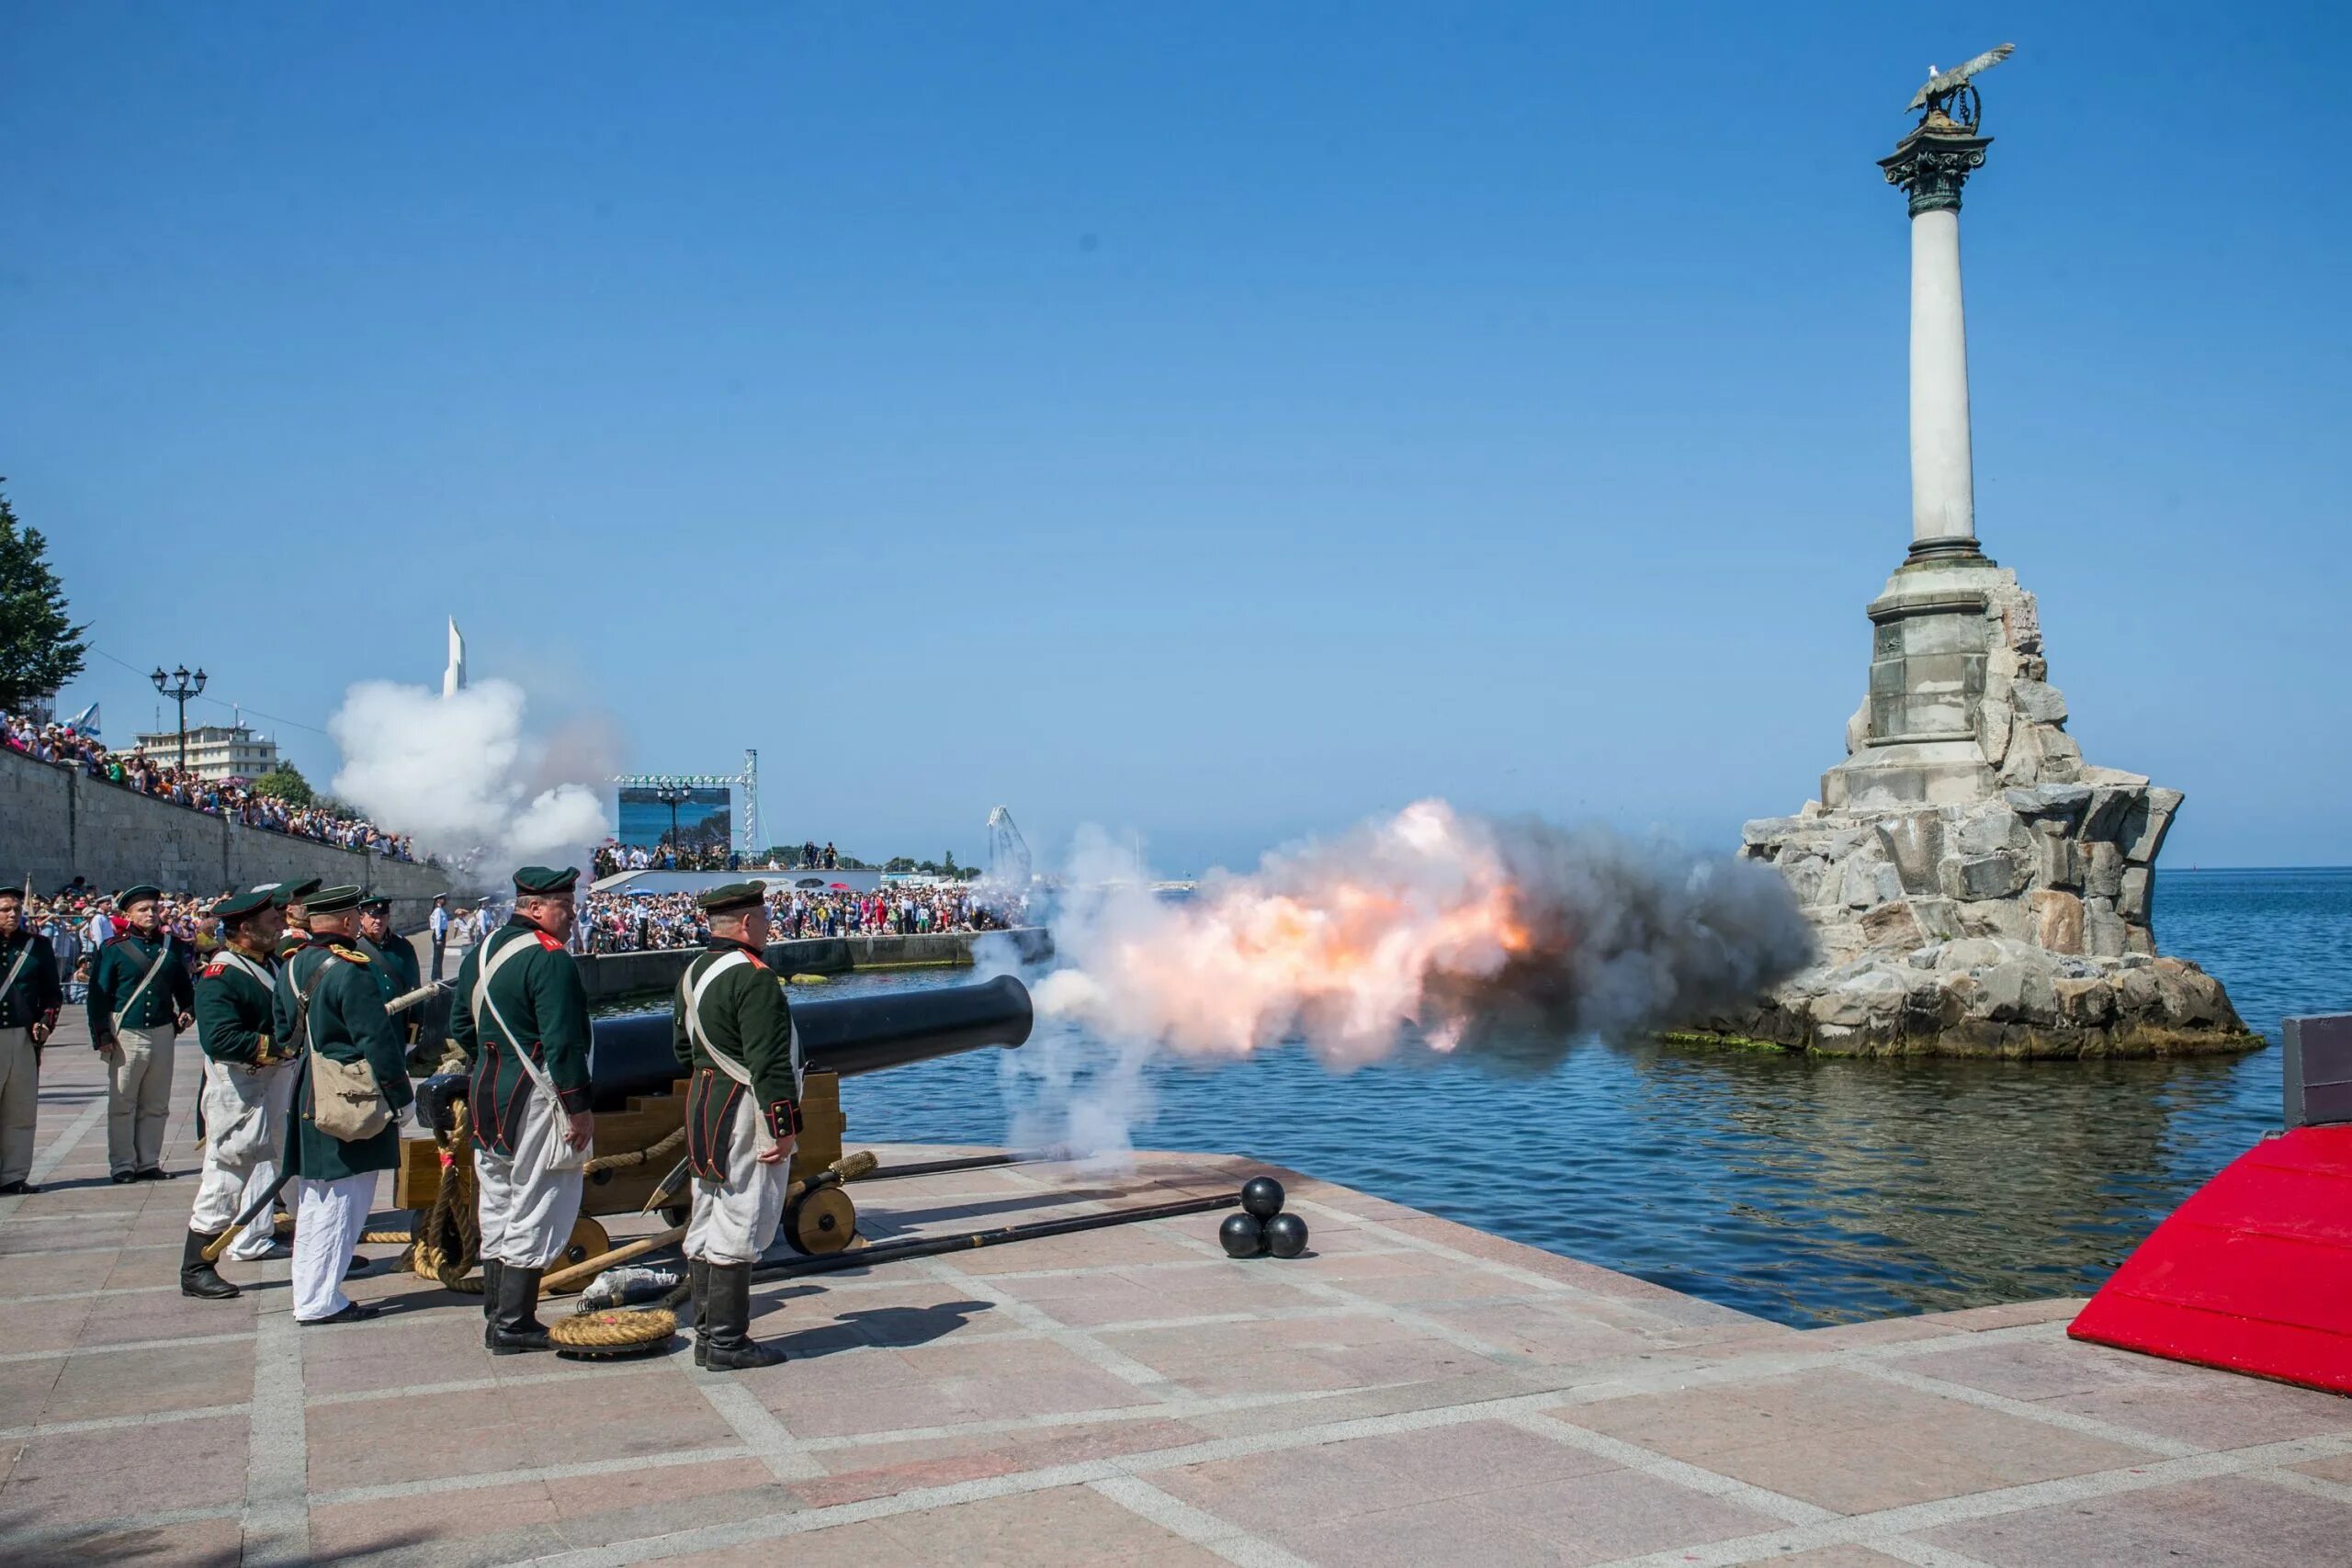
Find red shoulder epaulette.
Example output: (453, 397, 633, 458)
(106, 932, 133, 945)
(743, 952, 769, 970)
(535, 931, 562, 951)
(202, 963, 225, 977)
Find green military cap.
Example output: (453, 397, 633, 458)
(696, 880, 767, 913)
(116, 884, 163, 908)
(306, 885, 364, 914)
(357, 893, 393, 911)
(271, 877, 322, 909)
(513, 865, 581, 896)
(214, 888, 276, 919)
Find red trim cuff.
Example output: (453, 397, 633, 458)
(764, 1099, 803, 1140)
(556, 1084, 594, 1115)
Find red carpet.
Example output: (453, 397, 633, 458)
(2070, 1124, 2352, 1395)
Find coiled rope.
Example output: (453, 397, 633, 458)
(407, 1100, 484, 1291)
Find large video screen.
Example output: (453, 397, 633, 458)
(616, 786, 732, 852)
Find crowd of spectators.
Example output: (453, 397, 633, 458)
(592, 839, 846, 877)
(5, 711, 422, 863)
(577, 883, 1030, 953)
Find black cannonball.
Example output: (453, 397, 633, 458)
(1239, 1177, 1286, 1219)
(1262, 1212, 1310, 1258)
(1218, 1211, 1266, 1258)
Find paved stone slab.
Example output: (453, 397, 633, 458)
(0, 1028, 2345, 1565)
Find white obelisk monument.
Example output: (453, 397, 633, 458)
(1714, 48, 2248, 1055)
(442, 617, 468, 698)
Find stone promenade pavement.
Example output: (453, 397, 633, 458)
(4, 1022, 2349, 1566)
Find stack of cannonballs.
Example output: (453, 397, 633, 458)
(1219, 1177, 1308, 1259)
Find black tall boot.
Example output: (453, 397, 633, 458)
(700, 1262, 785, 1371)
(688, 1258, 710, 1368)
(486, 1263, 550, 1355)
(180, 1230, 240, 1300)
(480, 1258, 503, 1348)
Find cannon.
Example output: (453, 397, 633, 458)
(393, 975, 1034, 1263)
(583, 972, 1034, 1110)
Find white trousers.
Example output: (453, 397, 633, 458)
(474, 1089, 585, 1269)
(0, 1032, 38, 1186)
(291, 1172, 375, 1322)
(107, 1025, 177, 1176)
(684, 1094, 789, 1266)
(188, 1059, 294, 1259)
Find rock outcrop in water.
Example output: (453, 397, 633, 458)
(1689, 558, 2253, 1058)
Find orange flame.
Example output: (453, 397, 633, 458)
(1035, 800, 1540, 1066)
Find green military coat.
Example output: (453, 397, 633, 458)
(673, 938, 801, 1179)
(87, 929, 196, 1043)
(194, 948, 279, 1066)
(447, 918, 593, 1158)
(274, 936, 413, 1179)
(0, 931, 63, 1035)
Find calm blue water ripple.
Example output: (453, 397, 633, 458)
(699, 867, 2352, 1327)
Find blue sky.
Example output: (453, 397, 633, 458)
(6, 4, 2346, 874)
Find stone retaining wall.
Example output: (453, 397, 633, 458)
(0, 745, 451, 928)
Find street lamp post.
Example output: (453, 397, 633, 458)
(150, 665, 208, 773)
(653, 783, 692, 867)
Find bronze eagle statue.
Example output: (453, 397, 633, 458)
(1905, 43, 2016, 114)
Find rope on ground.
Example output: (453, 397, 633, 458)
(360, 1229, 413, 1245)
(408, 1100, 483, 1289)
(548, 1307, 676, 1353)
(582, 1124, 684, 1175)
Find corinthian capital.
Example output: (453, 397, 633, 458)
(1879, 128, 1992, 217)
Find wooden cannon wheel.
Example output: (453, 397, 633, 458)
(785, 1186, 856, 1256)
(560, 1215, 611, 1269)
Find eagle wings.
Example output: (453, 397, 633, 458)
(1906, 43, 2016, 113)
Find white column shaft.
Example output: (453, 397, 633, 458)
(1907, 207, 1974, 546)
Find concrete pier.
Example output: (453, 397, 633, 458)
(1, 1022, 2343, 1565)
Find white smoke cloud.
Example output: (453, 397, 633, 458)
(1010, 801, 1814, 1158)
(327, 678, 614, 885)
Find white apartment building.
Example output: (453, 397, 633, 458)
(130, 722, 281, 782)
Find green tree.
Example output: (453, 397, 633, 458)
(884, 856, 916, 874)
(252, 764, 314, 806)
(942, 851, 959, 876)
(0, 487, 90, 713)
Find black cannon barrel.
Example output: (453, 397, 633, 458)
(585, 973, 1033, 1110)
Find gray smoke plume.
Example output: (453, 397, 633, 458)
(1431, 816, 1816, 1067)
(1013, 800, 1813, 1155)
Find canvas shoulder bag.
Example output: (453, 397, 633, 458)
(300, 956, 390, 1142)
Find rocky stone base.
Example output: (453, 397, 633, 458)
(1682, 940, 2256, 1058)
(1709, 556, 2253, 1058)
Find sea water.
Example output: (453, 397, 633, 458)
(808, 867, 2352, 1327)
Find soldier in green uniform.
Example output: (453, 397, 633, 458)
(275, 885, 413, 1325)
(0, 886, 64, 1194)
(182, 888, 290, 1298)
(87, 885, 197, 1182)
(673, 881, 799, 1370)
(356, 895, 425, 1050)
(273, 878, 322, 963)
(447, 865, 595, 1354)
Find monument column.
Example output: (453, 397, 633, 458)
(1881, 119, 1989, 561)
